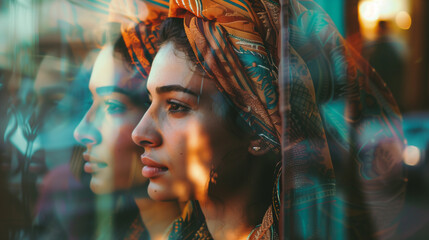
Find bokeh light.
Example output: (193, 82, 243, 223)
(186, 120, 211, 200)
(403, 145, 421, 166)
(395, 11, 412, 30)
(359, 1, 380, 22)
(358, 0, 410, 39)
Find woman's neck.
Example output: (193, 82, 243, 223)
(199, 191, 253, 240)
(134, 197, 181, 240)
(199, 156, 276, 240)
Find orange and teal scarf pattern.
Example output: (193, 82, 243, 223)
(120, 0, 169, 80)
(169, 0, 283, 152)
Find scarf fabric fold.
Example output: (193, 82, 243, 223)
(118, 0, 169, 80)
(170, 0, 283, 151)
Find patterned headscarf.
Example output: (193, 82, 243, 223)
(116, 0, 169, 79)
(170, 0, 282, 152)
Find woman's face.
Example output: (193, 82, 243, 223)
(74, 45, 147, 194)
(132, 42, 246, 202)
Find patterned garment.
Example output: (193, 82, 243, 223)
(123, 216, 149, 240)
(109, 0, 169, 26)
(167, 201, 213, 240)
(280, 0, 406, 239)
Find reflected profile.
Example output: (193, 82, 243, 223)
(73, 20, 180, 239)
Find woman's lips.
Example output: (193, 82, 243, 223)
(141, 156, 168, 178)
(82, 152, 107, 173)
(83, 161, 108, 173)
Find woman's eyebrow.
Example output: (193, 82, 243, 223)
(96, 86, 131, 96)
(155, 85, 198, 97)
(96, 86, 149, 105)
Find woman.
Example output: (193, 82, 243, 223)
(73, 23, 181, 239)
(132, 5, 282, 239)
(133, 0, 406, 239)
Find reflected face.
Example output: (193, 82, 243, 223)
(33, 56, 80, 171)
(132, 42, 245, 202)
(3, 56, 77, 195)
(74, 45, 147, 194)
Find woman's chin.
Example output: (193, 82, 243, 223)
(90, 177, 113, 195)
(147, 183, 169, 201)
(148, 180, 193, 202)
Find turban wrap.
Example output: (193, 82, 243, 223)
(170, 0, 283, 152)
(117, 0, 169, 80)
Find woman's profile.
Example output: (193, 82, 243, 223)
(132, 3, 282, 238)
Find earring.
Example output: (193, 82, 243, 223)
(248, 138, 268, 156)
(252, 146, 261, 152)
(209, 164, 218, 184)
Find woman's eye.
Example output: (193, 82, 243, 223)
(105, 100, 126, 114)
(167, 100, 191, 114)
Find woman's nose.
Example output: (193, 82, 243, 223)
(73, 112, 101, 147)
(132, 109, 162, 149)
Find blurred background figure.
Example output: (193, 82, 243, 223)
(363, 20, 405, 109)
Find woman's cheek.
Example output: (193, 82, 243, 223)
(112, 121, 142, 188)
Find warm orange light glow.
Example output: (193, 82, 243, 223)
(377, 0, 400, 19)
(395, 11, 412, 30)
(359, 1, 380, 22)
(359, 0, 411, 39)
(172, 181, 190, 202)
(226, 230, 249, 240)
(186, 120, 212, 200)
(403, 145, 421, 166)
